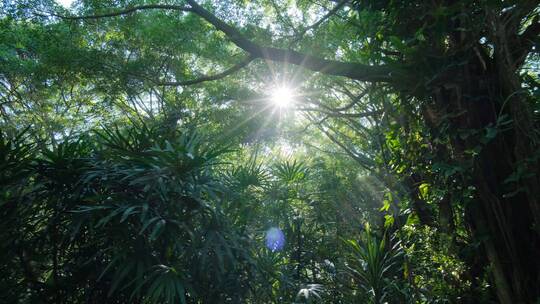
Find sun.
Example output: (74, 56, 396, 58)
(270, 86, 294, 108)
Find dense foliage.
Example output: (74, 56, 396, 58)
(1, 0, 539, 303)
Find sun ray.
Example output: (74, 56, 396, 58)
(216, 100, 274, 142)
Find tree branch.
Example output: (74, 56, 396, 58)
(318, 125, 374, 170)
(306, 113, 375, 169)
(155, 55, 255, 86)
(53, 4, 192, 20)
(289, 0, 350, 46)
(297, 106, 380, 118)
(59, 1, 396, 83)
(184, 0, 395, 82)
(301, 92, 376, 117)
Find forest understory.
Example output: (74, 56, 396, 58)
(1, 0, 539, 303)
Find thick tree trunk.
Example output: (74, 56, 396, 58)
(438, 193, 454, 235)
(430, 60, 540, 302)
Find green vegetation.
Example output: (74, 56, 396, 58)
(1, 0, 539, 303)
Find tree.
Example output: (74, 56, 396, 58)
(52, 1, 539, 301)
(1, 0, 539, 302)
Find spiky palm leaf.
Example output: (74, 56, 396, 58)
(344, 228, 405, 303)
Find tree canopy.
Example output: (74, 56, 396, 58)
(1, 0, 539, 303)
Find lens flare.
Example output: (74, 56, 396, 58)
(265, 227, 285, 252)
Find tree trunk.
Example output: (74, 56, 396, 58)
(429, 58, 540, 302)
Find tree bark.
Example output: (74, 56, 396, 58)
(429, 59, 540, 303)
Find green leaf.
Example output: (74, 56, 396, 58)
(139, 216, 160, 235)
(149, 219, 166, 241)
(384, 214, 395, 228)
(120, 205, 138, 222)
